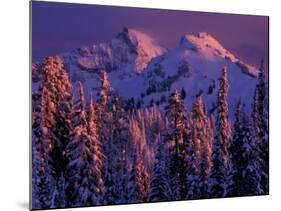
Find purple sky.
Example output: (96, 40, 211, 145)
(32, 1, 268, 68)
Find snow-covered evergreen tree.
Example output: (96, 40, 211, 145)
(32, 86, 56, 209)
(33, 56, 72, 209)
(227, 102, 262, 197)
(252, 60, 269, 194)
(185, 131, 201, 199)
(66, 82, 103, 206)
(144, 104, 163, 148)
(102, 92, 132, 204)
(97, 71, 112, 108)
(88, 96, 105, 203)
(103, 136, 118, 204)
(208, 65, 232, 198)
(165, 90, 188, 199)
(149, 138, 171, 202)
(110, 93, 131, 203)
(32, 86, 44, 209)
(128, 109, 156, 202)
(191, 96, 213, 172)
(96, 70, 113, 161)
(43, 56, 73, 207)
(127, 147, 143, 203)
(94, 71, 117, 204)
(186, 96, 213, 199)
(199, 116, 213, 198)
(32, 141, 54, 209)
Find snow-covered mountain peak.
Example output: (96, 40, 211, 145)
(63, 27, 166, 75)
(178, 32, 259, 77)
(114, 27, 166, 72)
(179, 35, 198, 50)
(117, 27, 164, 53)
(179, 32, 236, 59)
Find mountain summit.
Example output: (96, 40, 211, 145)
(116, 27, 166, 72)
(60, 27, 166, 76)
(179, 32, 258, 77)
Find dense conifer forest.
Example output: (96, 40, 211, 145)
(32, 56, 269, 209)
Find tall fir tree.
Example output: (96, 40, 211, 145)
(185, 131, 201, 199)
(96, 71, 112, 152)
(32, 86, 56, 209)
(32, 83, 43, 208)
(128, 110, 154, 202)
(103, 133, 118, 204)
(45, 56, 72, 207)
(252, 60, 269, 194)
(87, 96, 105, 203)
(97, 71, 112, 108)
(165, 90, 188, 200)
(208, 65, 232, 198)
(127, 146, 144, 203)
(96, 70, 113, 161)
(186, 96, 213, 199)
(227, 102, 262, 197)
(149, 138, 171, 202)
(32, 56, 72, 209)
(95, 71, 117, 204)
(66, 82, 103, 206)
(110, 93, 131, 203)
